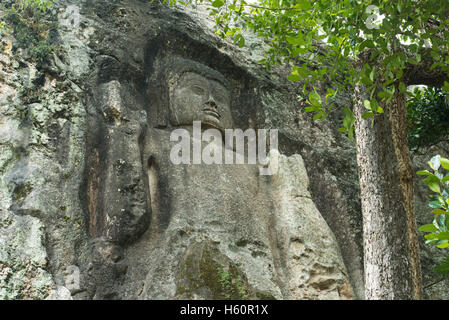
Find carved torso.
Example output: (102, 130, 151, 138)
(142, 127, 277, 242)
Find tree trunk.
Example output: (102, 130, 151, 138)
(353, 83, 423, 299)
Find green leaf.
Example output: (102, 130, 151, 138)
(434, 255, 449, 275)
(288, 73, 301, 82)
(436, 232, 449, 240)
(399, 82, 406, 93)
(348, 127, 354, 141)
(233, 33, 241, 44)
(238, 36, 245, 48)
(419, 224, 438, 232)
(369, 68, 375, 82)
(439, 214, 446, 230)
(359, 40, 374, 51)
(416, 54, 421, 64)
(295, 0, 312, 10)
(432, 209, 448, 215)
(377, 91, 388, 99)
(423, 174, 441, 194)
(425, 233, 438, 240)
(429, 201, 444, 209)
(363, 99, 371, 110)
(361, 72, 373, 85)
(417, 170, 432, 176)
(407, 58, 418, 65)
(362, 112, 375, 119)
(211, 0, 225, 7)
(437, 241, 449, 248)
(370, 99, 383, 113)
(342, 106, 354, 130)
(305, 106, 320, 112)
(443, 81, 449, 92)
(440, 157, 449, 170)
(291, 47, 302, 57)
(313, 112, 324, 121)
(287, 37, 299, 45)
(287, 33, 304, 46)
(309, 91, 321, 106)
(430, 62, 441, 71)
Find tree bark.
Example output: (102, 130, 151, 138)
(353, 82, 423, 299)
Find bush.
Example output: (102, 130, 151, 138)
(1, 0, 58, 65)
(417, 155, 449, 275)
(407, 87, 449, 152)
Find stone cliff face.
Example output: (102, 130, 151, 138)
(0, 0, 447, 300)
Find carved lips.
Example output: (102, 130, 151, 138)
(202, 107, 221, 120)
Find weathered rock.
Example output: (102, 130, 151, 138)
(0, 0, 358, 300)
(79, 15, 353, 298)
(0, 1, 89, 299)
(0, 210, 54, 299)
(46, 286, 72, 300)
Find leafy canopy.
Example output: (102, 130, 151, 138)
(168, 0, 449, 138)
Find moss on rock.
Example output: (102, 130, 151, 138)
(176, 241, 275, 300)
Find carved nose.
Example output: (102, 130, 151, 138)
(206, 95, 218, 109)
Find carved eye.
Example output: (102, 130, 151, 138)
(214, 93, 227, 104)
(191, 85, 205, 95)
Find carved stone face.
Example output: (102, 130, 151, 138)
(169, 72, 232, 130)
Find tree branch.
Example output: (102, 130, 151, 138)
(423, 277, 448, 290)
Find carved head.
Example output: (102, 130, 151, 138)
(170, 71, 232, 130)
(147, 57, 233, 131)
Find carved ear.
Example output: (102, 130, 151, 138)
(146, 82, 168, 128)
(146, 58, 172, 128)
(97, 80, 123, 125)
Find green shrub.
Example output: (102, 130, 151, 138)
(418, 155, 449, 275)
(407, 87, 449, 152)
(1, 0, 58, 65)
